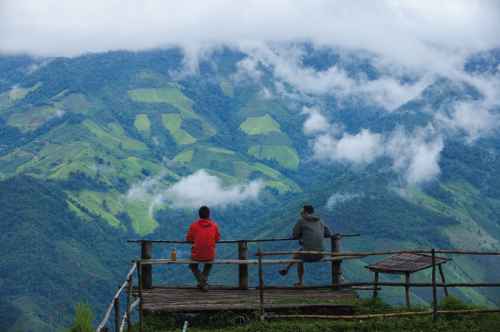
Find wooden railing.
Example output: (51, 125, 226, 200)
(255, 248, 500, 321)
(99, 235, 500, 330)
(96, 264, 138, 332)
(127, 233, 359, 290)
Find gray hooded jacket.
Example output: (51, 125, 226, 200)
(292, 213, 332, 251)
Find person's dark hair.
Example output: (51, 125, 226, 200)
(303, 205, 314, 214)
(199, 206, 210, 219)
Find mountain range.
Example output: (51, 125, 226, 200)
(1, 45, 500, 331)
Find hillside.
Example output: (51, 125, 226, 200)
(1, 47, 500, 330)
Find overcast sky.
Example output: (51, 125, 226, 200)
(1, 0, 499, 67)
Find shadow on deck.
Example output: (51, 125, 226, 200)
(134, 286, 358, 314)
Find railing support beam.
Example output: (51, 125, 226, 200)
(238, 241, 249, 290)
(331, 235, 342, 289)
(140, 241, 153, 289)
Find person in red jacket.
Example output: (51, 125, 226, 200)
(186, 206, 220, 291)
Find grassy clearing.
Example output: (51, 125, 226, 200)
(134, 114, 151, 134)
(248, 145, 300, 170)
(128, 87, 196, 117)
(7, 106, 59, 132)
(84, 120, 147, 151)
(8, 82, 42, 101)
(162, 114, 196, 145)
(125, 200, 158, 236)
(173, 150, 194, 164)
(143, 298, 500, 332)
(240, 114, 281, 135)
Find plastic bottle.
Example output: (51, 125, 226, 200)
(171, 248, 177, 261)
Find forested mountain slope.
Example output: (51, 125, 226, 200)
(1, 47, 500, 331)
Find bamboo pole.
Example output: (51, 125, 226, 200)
(257, 249, 265, 321)
(438, 265, 449, 297)
(96, 264, 136, 332)
(405, 272, 410, 308)
(126, 234, 361, 244)
(126, 276, 132, 332)
(136, 261, 144, 332)
(238, 241, 248, 290)
(113, 296, 120, 332)
(432, 248, 437, 322)
(267, 309, 500, 321)
(372, 272, 379, 299)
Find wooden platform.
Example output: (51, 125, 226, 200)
(134, 287, 358, 314)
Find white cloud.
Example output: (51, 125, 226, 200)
(436, 101, 499, 142)
(302, 106, 329, 135)
(313, 129, 384, 165)
(127, 170, 264, 212)
(236, 44, 432, 110)
(326, 192, 361, 210)
(2, 1, 499, 74)
(386, 127, 444, 185)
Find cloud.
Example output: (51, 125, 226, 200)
(236, 44, 433, 110)
(326, 192, 361, 210)
(386, 127, 444, 185)
(2, 1, 499, 73)
(304, 105, 445, 184)
(127, 170, 264, 212)
(302, 106, 329, 135)
(312, 129, 384, 165)
(436, 101, 499, 142)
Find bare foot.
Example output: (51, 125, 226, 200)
(294, 282, 304, 288)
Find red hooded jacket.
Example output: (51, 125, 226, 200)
(186, 219, 220, 261)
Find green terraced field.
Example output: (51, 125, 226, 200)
(240, 114, 281, 135)
(134, 114, 151, 134)
(128, 87, 197, 118)
(161, 113, 196, 145)
(83, 120, 147, 151)
(173, 149, 194, 163)
(248, 144, 300, 170)
(7, 106, 59, 132)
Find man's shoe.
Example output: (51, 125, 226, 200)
(279, 269, 288, 276)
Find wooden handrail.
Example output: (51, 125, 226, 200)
(136, 256, 361, 266)
(126, 233, 361, 244)
(96, 263, 137, 332)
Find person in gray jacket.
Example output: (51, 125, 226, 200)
(279, 205, 332, 287)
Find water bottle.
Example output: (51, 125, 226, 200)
(171, 248, 177, 261)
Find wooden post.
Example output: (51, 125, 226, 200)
(373, 271, 379, 299)
(405, 272, 411, 308)
(113, 296, 120, 332)
(431, 249, 437, 322)
(126, 276, 132, 332)
(137, 261, 144, 332)
(331, 235, 342, 288)
(140, 241, 153, 289)
(257, 249, 265, 321)
(438, 264, 449, 297)
(238, 241, 248, 290)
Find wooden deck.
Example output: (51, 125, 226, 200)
(135, 287, 358, 314)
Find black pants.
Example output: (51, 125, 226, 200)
(189, 263, 213, 281)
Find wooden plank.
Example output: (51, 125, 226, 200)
(138, 256, 360, 266)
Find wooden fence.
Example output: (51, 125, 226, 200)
(96, 237, 500, 331)
(255, 248, 500, 321)
(96, 263, 138, 332)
